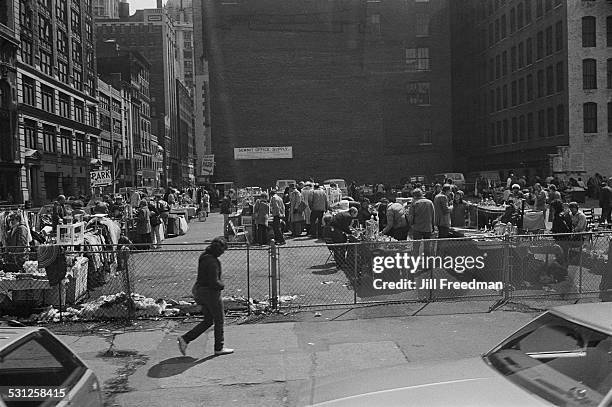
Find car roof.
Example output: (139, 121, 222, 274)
(550, 302, 612, 335)
(0, 326, 43, 350)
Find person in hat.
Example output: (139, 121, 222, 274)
(178, 237, 234, 356)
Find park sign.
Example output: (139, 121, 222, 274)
(90, 169, 112, 187)
(234, 146, 292, 160)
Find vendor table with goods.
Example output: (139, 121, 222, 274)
(170, 206, 197, 222)
(467, 202, 545, 232)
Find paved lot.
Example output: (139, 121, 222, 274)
(54, 306, 540, 407)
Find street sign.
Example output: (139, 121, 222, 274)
(202, 155, 215, 176)
(90, 169, 112, 187)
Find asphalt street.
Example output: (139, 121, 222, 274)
(55, 307, 539, 407)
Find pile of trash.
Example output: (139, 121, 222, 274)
(20, 292, 302, 322)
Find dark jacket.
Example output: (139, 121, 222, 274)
(7, 223, 29, 267)
(407, 197, 435, 233)
(136, 206, 151, 234)
(195, 252, 224, 291)
(600, 186, 612, 208)
(552, 212, 572, 240)
(330, 211, 354, 234)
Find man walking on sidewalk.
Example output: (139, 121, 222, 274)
(178, 237, 234, 356)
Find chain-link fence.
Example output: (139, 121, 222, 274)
(1, 231, 611, 320)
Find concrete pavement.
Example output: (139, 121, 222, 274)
(54, 308, 539, 407)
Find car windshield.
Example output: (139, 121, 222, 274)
(484, 313, 612, 407)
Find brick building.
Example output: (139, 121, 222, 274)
(0, 0, 20, 203)
(452, 0, 612, 180)
(199, 0, 453, 186)
(16, 0, 100, 205)
(96, 6, 182, 187)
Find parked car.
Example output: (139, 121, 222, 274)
(300, 302, 612, 406)
(0, 324, 103, 407)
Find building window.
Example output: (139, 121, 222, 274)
(496, 55, 501, 79)
(511, 80, 517, 106)
(41, 86, 54, 113)
(58, 61, 68, 84)
(537, 69, 544, 97)
(496, 87, 501, 111)
(488, 22, 494, 46)
(547, 107, 554, 137)
(518, 42, 525, 68)
(24, 120, 37, 149)
(583, 59, 597, 89)
(40, 50, 53, 76)
(511, 46, 517, 71)
(546, 65, 554, 95)
(526, 38, 533, 65)
(38, 15, 51, 47)
(502, 51, 508, 76)
(536, 31, 543, 59)
(510, 8, 516, 33)
(370, 14, 381, 35)
(42, 125, 56, 152)
(608, 58, 612, 88)
(490, 123, 496, 146)
(497, 121, 502, 145)
(583, 102, 597, 133)
(527, 112, 534, 139)
(495, 18, 500, 42)
(88, 107, 97, 127)
(512, 117, 518, 143)
(545, 26, 553, 55)
(59, 94, 70, 118)
(527, 74, 534, 100)
(557, 104, 565, 135)
(71, 39, 81, 63)
(56, 0, 67, 23)
(72, 69, 82, 91)
(519, 77, 525, 104)
(59, 131, 71, 155)
(536, 0, 543, 18)
(538, 110, 545, 137)
(503, 119, 509, 144)
(489, 90, 494, 113)
(524, 0, 531, 24)
(582, 17, 596, 47)
(70, 9, 80, 35)
(503, 84, 508, 108)
(74, 101, 84, 123)
(608, 16, 612, 47)
(555, 21, 563, 51)
(20, 39, 32, 65)
(415, 13, 429, 36)
(405, 48, 430, 71)
(75, 135, 85, 157)
(518, 3, 524, 27)
(519, 115, 526, 141)
(407, 82, 430, 105)
(501, 15, 507, 38)
(21, 77, 34, 106)
(556, 62, 564, 92)
(545, 0, 552, 12)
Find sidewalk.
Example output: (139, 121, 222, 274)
(55, 307, 538, 407)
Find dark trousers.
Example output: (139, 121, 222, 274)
(272, 216, 285, 244)
(183, 287, 224, 351)
(603, 207, 612, 223)
(310, 210, 324, 237)
(256, 224, 269, 245)
(389, 226, 409, 241)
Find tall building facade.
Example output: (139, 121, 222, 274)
(0, 0, 20, 203)
(97, 41, 154, 188)
(199, 0, 453, 186)
(452, 0, 612, 179)
(166, 0, 194, 88)
(96, 6, 185, 187)
(16, 0, 100, 205)
(92, 0, 120, 19)
(176, 79, 195, 185)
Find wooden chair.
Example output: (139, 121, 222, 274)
(228, 220, 249, 243)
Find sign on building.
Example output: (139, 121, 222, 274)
(234, 146, 293, 160)
(90, 169, 112, 187)
(202, 155, 215, 175)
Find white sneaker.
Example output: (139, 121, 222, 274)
(214, 347, 234, 356)
(177, 336, 188, 356)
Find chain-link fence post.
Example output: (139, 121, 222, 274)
(269, 239, 278, 310)
(353, 242, 358, 305)
(119, 246, 135, 319)
(247, 243, 251, 316)
(502, 235, 511, 303)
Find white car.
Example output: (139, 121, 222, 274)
(301, 302, 612, 406)
(0, 324, 103, 407)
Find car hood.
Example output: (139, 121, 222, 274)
(300, 357, 548, 407)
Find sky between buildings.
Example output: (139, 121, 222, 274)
(128, 0, 163, 12)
